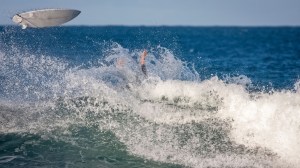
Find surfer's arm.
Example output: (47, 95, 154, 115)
(140, 50, 148, 76)
(140, 50, 147, 65)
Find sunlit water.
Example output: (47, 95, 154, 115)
(0, 26, 299, 167)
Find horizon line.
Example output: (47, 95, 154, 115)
(1, 24, 300, 28)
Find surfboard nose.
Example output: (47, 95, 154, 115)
(73, 10, 81, 17)
(70, 10, 81, 20)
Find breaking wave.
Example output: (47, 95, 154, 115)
(0, 43, 299, 167)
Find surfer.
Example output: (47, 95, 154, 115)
(112, 49, 147, 90)
(116, 49, 148, 76)
(140, 50, 148, 77)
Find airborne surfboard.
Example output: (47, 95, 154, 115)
(12, 9, 81, 29)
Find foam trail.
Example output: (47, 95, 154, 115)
(0, 156, 22, 163)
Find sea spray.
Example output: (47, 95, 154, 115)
(1, 26, 299, 167)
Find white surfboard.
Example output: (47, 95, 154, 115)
(12, 9, 81, 29)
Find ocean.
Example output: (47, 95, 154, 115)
(0, 26, 299, 168)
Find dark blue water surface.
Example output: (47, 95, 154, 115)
(1, 26, 299, 89)
(0, 26, 300, 168)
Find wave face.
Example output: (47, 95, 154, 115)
(0, 26, 300, 168)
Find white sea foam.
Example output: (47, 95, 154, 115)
(218, 88, 300, 166)
(119, 75, 299, 167)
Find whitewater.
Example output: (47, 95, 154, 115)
(0, 26, 299, 168)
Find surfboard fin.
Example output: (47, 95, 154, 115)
(21, 24, 27, 29)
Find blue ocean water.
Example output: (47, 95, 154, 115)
(0, 26, 299, 167)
